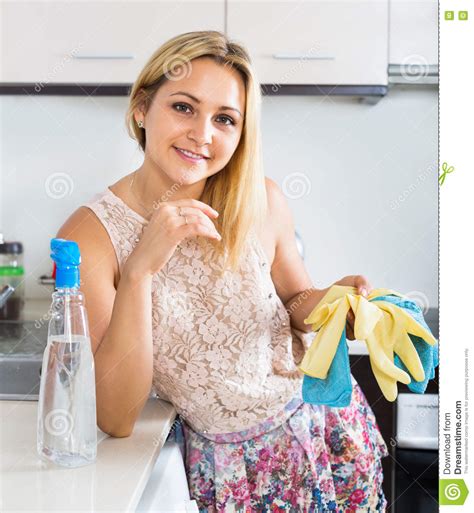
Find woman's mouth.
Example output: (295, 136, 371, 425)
(173, 146, 209, 163)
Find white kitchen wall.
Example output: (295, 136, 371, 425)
(0, 84, 438, 307)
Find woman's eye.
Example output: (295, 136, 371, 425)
(216, 115, 235, 126)
(173, 103, 192, 113)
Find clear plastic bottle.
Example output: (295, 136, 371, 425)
(37, 238, 97, 467)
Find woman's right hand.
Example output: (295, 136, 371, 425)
(124, 199, 221, 277)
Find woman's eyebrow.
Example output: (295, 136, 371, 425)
(169, 91, 242, 117)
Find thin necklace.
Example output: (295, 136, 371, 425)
(129, 170, 157, 220)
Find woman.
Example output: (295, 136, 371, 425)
(57, 30, 389, 512)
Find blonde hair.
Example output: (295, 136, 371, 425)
(125, 30, 267, 277)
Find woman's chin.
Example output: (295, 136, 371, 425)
(171, 167, 207, 185)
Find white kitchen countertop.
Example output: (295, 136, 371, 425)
(347, 339, 370, 355)
(0, 397, 177, 512)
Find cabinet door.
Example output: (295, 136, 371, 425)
(389, 0, 438, 65)
(227, 0, 388, 86)
(1, 1, 225, 84)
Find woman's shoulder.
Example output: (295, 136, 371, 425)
(56, 204, 120, 288)
(58, 203, 109, 236)
(264, 176, 290, 214)
(253, 177, 282, 268)
(259, 176, 298, 269)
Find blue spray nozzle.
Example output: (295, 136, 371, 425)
(50, 238, 81, 288)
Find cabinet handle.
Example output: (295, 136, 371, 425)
(72, 54, 135, 60)
(272, 53, 335, 61)
(37, 276, 55, 286)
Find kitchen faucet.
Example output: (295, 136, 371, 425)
(0, 285, 15, 309)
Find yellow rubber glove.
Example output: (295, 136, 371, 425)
(297, 285, 436, 401)
(365, 308, 412, 401)
(365, 299, 438, 400)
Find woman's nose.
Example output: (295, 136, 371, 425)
(187, 117, 213, 146)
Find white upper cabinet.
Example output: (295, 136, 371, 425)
(0, 1, 225, 84)
(389, 0, 438, 65)
(226, 0, 389, 86)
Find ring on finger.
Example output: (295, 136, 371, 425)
(178, 206, 188, 225)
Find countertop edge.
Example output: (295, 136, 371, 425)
(128, 404, 178, 512)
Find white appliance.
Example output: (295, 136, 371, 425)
(393, 393, 439, 513)
(396, 393, 438, 449)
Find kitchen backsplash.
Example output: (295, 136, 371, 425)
(0, 84, 438, 307)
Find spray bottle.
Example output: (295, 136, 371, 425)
(37, 238, 97, 467)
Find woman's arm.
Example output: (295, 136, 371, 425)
(57, 207, 154, 438)
(93, 267, 153, 438)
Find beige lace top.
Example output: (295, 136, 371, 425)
(83, 187, 315, 434)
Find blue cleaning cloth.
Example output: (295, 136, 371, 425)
(302, 293, 438, 407)
(302, 325, 353, 407)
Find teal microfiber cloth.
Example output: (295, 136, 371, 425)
(302, 325, 353, 407)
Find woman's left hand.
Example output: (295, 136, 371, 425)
(335, 275, 374, 341)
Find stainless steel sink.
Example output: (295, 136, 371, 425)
(0, 321, 48, 401)
(0, 358, 44, 400)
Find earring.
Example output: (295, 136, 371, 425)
(137, 120, 144, 128)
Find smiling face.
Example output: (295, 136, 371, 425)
(135, 57, 246, 187)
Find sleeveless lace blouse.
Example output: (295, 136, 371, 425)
(82, 187, 315, 434)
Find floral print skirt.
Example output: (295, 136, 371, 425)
(175, 382, 389, 512)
